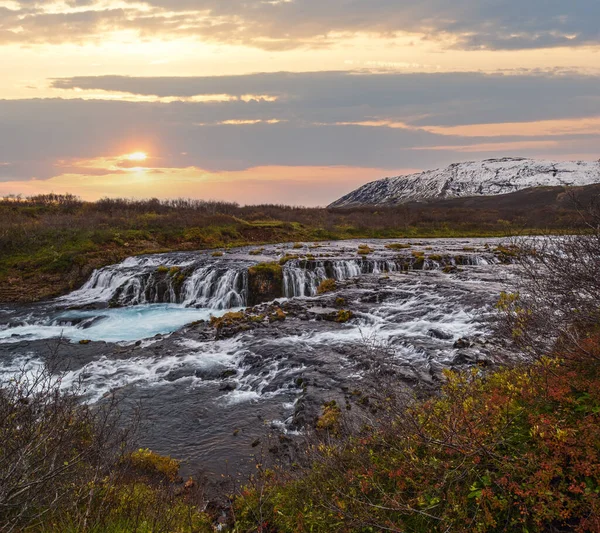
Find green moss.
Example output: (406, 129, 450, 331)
(269, 308, 287, 322)
(335, 309, 354, 323)
(279, 254, 300, 265)
(357, 244, 374, 255)
(126, 448, 180, 483)
(315, 400, 342, 435)
(385, 243, 411, 250)
(211, 251, 224, 257)
(317, 278, 337, 294)
(210, 311, 246, 329)
(249, 262, 283, 279)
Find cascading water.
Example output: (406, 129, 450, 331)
(61, 256, 251, 309)
(0, 241, 510, 344)
(182, 268, 248, 309)
(283, 259, 402, 297)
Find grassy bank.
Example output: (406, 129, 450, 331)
(0, 192, 592, 302)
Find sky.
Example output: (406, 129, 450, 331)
(1, 1, 599, 206)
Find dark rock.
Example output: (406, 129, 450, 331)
(428, 328, 453, 341)
(453, 338, 472, 349)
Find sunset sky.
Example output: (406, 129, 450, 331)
(1, 1, 599, 205)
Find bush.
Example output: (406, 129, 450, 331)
(0, 359, 212, 532)
(317, 278, 337, 294)
(235, 345, 600, 532)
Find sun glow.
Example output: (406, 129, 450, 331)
(125, 152, 148, 162)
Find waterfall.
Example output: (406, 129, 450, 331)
(60, 256, 249, 309)
(61, 250, 503, 309)
(182, 268, 248, 309)
(283, 259, 401, 298)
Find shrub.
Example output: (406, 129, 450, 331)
(0, 359, 213, 532)
(234, 344, 600, 532)
(126, 448, 180, 483)
(317, 278, 337, 294)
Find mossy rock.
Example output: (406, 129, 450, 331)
(210, 311, 246, 329)
(316, 401, 342, 435)
(248, 262, 284, 305)
(269, 308, 287, 322)
(279, 254, 299, 265)
(317, 278, 337, 294)
(385, 243, 411, 250)
(335, 310, 354, 323)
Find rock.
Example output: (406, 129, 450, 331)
(247, 263, 284, 306)
(428, 328, 453, 341)
(453, 338, 472, 349)
(452, 349, 479, 365)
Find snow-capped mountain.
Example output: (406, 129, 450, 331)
(329, 158, 600, 208)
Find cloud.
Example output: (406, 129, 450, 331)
(0, 71, 598, 185)
(1, 0, 599, 50)
(51, 71, 600, 126)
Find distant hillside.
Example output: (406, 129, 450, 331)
(329, 158, 600, 208)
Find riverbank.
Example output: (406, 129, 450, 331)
(0, 192, 591, 303)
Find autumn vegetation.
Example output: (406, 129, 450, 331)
(1, 185, 598, 302)
(1, 191, 600, 531)
(0, 360, 213, 533)
(232, 200, 600, 532)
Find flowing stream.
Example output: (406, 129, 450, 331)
(0, 238, 515, 475)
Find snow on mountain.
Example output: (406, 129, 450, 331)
(328, 158, 600, 208)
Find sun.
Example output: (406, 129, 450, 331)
(125, 151, 148, 162)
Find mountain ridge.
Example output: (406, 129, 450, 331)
(329, 157, 600, 208)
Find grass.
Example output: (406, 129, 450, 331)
(0, 195, 591, 302)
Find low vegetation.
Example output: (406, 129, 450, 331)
(234, 343, 600, 532)
(2, 194, 600, 532)
(317, 278, 337, 294)
(232, 201, 600, 532)
(0, 361, 213, 533)
(0, 190, 595, 302)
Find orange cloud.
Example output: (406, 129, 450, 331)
(423, 116, 600, 137)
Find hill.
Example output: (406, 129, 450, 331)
(329, 157, 600, 208)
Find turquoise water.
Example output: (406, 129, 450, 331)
(0, 304, 235, 343)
